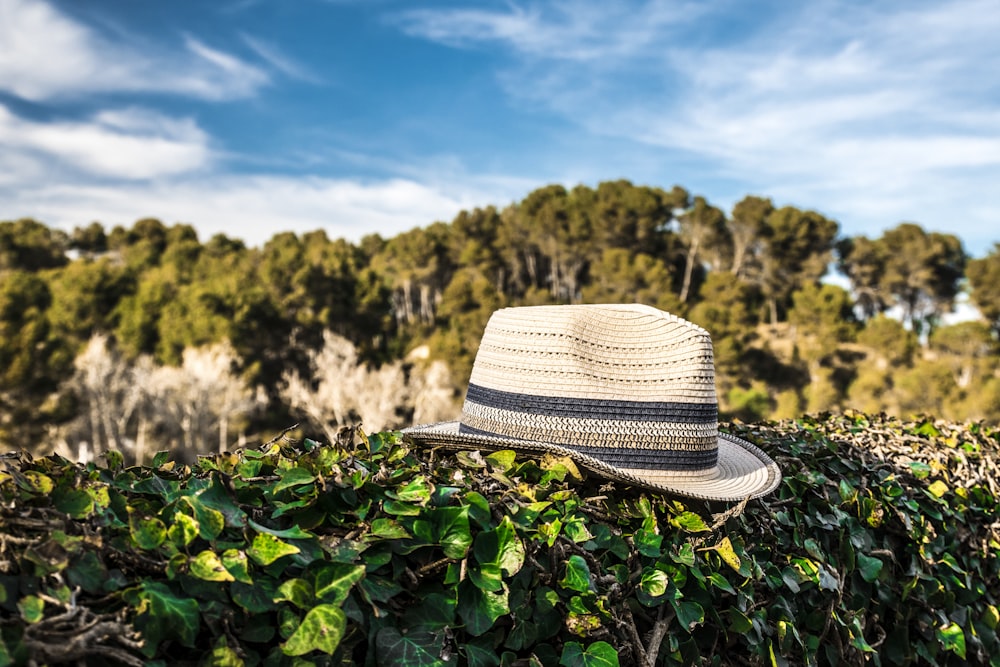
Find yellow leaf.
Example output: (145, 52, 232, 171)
(928, 480, 949, 498)
(714, 536, 742, 572)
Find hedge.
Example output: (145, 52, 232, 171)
(0, 412, 998, 666)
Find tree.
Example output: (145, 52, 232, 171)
(727, 195, 773, 281)
(876, 223, 965, 336)
(967, 243, 1000, 336)
(856, 314, 918, 368)
(676, 196, 728, 303)
(282, 331, 412, 444)
(929, 321, 996, 389)
(836, 235, 888, 320)
(149, 341, 260, 457)
(580, 248, 679, 312)
(758, 207, 839, 325)
(0, 218, 68, 271)
(687, 272, 758, 380)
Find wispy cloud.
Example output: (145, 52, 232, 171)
(241, 33, 325, 84)
(9, 174, 517, 247)
(0, 0, 269, 100)
(396, 0, 1000, 253)
(0, 105, 211, 179)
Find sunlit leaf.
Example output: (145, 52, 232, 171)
(282, 604, 346, 656)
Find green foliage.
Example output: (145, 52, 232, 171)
(1, 417, 999, 665)
(967, 243, 1000, 335)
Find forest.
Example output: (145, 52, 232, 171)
(1, 180, 998, 463)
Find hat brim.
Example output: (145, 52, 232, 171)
(402, 421, 781, 501)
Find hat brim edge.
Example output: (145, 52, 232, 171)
(401, 421, 782, 502)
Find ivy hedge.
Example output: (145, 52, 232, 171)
(0, 412, 998, 666)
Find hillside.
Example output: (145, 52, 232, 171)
(0, 412, 997, 665)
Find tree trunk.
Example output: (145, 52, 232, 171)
(679, 237, 700, 303)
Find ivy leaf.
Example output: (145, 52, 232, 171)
(639, 568, 670, 599)
(221, 549, 252, 584)
(711, 537, 742, 573)
(18, 595, 44, 624)
(434, 506, 472, 559)
(669, 511, 710, 533)
(248, 518, 314, 540)
(129, 514, 167, 550)
(190, 550, 235, 582)
(559, 640, 620, 667)
(375, 627, 447, 667)
(273, 467, 316, 495)
(168, 512, 200, 547)
(275, 578, 314, 609)
(133, 581, 200, 655)
(314, 562, 366, 605)
(560, 555, 591, 594)
(856, 553, 883, 583)
(282, 604, 346, 656)
(53, 487, 93, 519)
(937, 622, 966, 659)
(248, 532, 300, 565)
(670, 599, 705, 632)
(473, 515, 525, 577)
(457, 580, 509, 636)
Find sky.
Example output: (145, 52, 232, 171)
(1, 0, 998, 257)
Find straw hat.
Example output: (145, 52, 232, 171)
(402, 304, 781, 501)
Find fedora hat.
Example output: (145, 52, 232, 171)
(402, 304, 781, 501)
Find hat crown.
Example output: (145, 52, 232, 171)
(460, 304, 721, 473)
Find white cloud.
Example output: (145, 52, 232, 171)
(6, 173, 524, 247)
(0, 105, 210, 179)
(0, 0, 269, 100)
(396, 0, 1000, 254)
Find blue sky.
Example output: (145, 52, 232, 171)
(1, 0, 998, 257)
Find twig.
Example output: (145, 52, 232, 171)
(261, 424, 299, 449)
(644, 604, 675, 667)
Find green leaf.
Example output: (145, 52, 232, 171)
(129, 514, 167, 550)
(937, 622, 966, 659)
(134, 581, 200, 654)
(708, 571, 737, 595)
(670, 511, 710, 533)
(248, 532, 300, 565)
(458, 580, 509, 636)
(390, 475, 433, 504)
(559, 640, 620, 667)
(273, 467, 316, 495)
(282, 604, 346, 656)
(728, 608, 753, 633)
(560, 555, 591, 594)
(190, 550, 235, 582)
(375, 627, 447, 667)
(168, 512, 199, 547)
(65, 550, 109, 594)
(485, 450, 517, 472)
(248, 518, 314, 540)
(434, 506, 472, 559)
(21, 471, 54, 495)
(18, 595, 44, 623)
(639, 568, 670, 598)
(314, 562, 366, 605)
(221, 549, 252, 584)
(371, 517, 412, 540)
(856, 553, 883, 583)
(908, 462, 931, 479)
(275, 578, 314, 609)
(474, 515, 525, 577)
(53, 487, 94, 519)
(670, 599, 705, 632)
(633, 528, 662, 557)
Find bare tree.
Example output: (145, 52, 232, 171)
(148, 341, 260, 457)
(282, 332, 457, 444)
